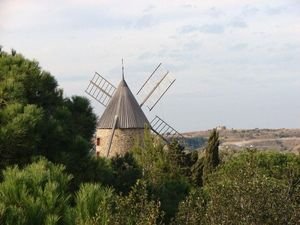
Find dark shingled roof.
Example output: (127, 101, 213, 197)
(97, 79, 149, 129)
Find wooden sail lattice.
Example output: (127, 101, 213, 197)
(150, 115, 185, 144)
(137, 63, 176, 111)
(85, 72, 116, 107)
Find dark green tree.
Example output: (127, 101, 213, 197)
(110, 152, 142, 194)
(203, 128, 220, 183)
(167, 140, 197, 178)
(0, 49, 96, 176)
(190, 152, 204, 186)
(0, 103, 43, 167)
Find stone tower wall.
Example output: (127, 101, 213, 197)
(95, 128, 144, 158)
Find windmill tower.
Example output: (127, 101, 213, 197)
(86, 62, 184, 158)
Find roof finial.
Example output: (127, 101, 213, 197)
(122, 58, 124, 80)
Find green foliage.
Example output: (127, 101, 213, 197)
(203, 128, 220, 183)
(69, 153, 143, 195)
(39, 96, 96, 163)
(132, 129, 181, 184)
(0, 50, 97, 178)
(0, 51, 62, 109)
(68, 156, 114, 193)
(64, 96, 96, 141)
(74, 183, 114, 225)
(0, 103, 43, 167)
(112, 180, 163, 225)
(171, 189, 207, 225)
(150, 179, 190, 223)
(190, 129, 220, 187)
(132, 129, 190, 222)
(110, 153, 142, 194)
(190, 153, 204, 186)
(0, 158, 72, 225)
(74, 180, 162, 225)
(167, 141, 197, 177)
(174, 151, 300, 225)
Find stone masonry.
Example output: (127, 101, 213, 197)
(96, 128, 144, 158)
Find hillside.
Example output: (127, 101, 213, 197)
(184, 128, 300, 154)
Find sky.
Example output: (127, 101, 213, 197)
(1, 0, 300, 132)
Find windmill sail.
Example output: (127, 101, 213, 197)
(85, 72, 116, 107)
(150, 115, 185, 145)
(137, 63, 176, 111)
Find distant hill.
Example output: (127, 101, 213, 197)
(183, 128, 300, 154)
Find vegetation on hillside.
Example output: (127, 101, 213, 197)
(0, 49, 299, 224)
(185, 128, 300, 153)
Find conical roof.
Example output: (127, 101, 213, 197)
(97, 79, 149, 129)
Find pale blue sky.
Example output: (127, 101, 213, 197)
(1, 0, 300, 132)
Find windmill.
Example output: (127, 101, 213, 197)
(85, 61, 184, 158)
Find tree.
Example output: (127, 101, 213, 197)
(0, 49, 96, 176)
(190, 153, 204, 187)
(0, 103, 43, 167)
(205, 150, 300, 225)
(110, 152, 142, 194)
(174, 151, 300, 225)
(203, 128, 220, 183)
(76, 180, 163, 225)
(0, 158, 72, 225)
(132, 129, 190, 223)
(171, 189, 207, 225)
(68, 156, 114, 193)
(111, 180, 163, 225)
(167, 140, 198, 178)
(132, 128, 181, 184)
(190, 128, 220, 187)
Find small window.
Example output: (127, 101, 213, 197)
(96, 151, 100, 157)
(96, 138, 100, 146)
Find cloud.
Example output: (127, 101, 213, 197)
(179, 25, 198, 33)
(1, 0, 300, 130)
(206, 7, 224, 18)
(0, 1, 134, 33)
(241, 5, 259, 17)
(229, 43, 248, 51)
(265, 6, 286, 15)
(183, 41, 201, 50)
(200, 24, 225, 33)
(180, 24, 225, 34)
(134, 14, 155, 29)
(143, 4, 156, 13)
(229, 18, 248, 28)
(181, 4, 194, 8)
(180, 19, 247, 35)
(138, 52, 154, 60)
(137, 40, 202, 67)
